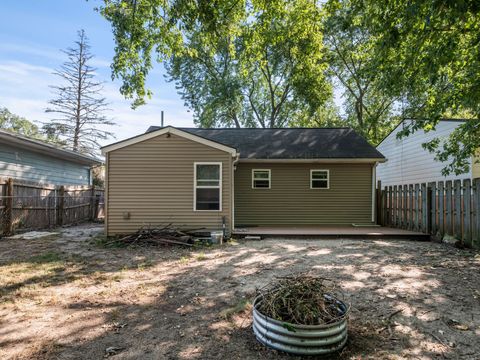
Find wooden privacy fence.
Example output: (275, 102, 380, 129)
(376, 178, 480, 248)
(0, 178, 104, 236)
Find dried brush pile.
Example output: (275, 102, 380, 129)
(256, 274, 348, 325)
(110, 224, 204, 247)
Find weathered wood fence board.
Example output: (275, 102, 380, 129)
(378, 177, 480, 249)
(1, 178, 104, 236)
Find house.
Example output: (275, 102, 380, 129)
(0, 129, 101, 185)
(101, 126, 386, 236)
(376, 119, 480, 187)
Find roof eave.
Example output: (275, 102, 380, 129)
(0, 131, 102, 166)
(238, 158, 386, 163)
(101, 126, 238, 156)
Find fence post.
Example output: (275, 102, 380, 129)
(425, 183, 432, 234)
(3, 178, 13, 236)
(446, 181, 453, 235)
(382, 186, 388, 226)
(454, 180, 462, 241)
(89, 185, 96, 221)
(388, 186, 393, 226)
(414, 184, 420, 231)
(403, 184, 408, 229)
(428, 182, 436, 236)
(463, 179, 472, 247)
(376, 180, 382, 225)
(409, 184, 414, 230)
(398, 185, 403, 228)
(438, 181, 445, 237)
(474, 178, 480, 249)
(421, 183, 428, 233)
(393, 185, 398, 227)
(57, 185, 65, 226)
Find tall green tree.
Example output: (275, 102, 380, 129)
(0, 107, 66, 145)
(287, 100, 344, 128)
(101, 0, 331, 128)
(0, 107, 42, 138)
(323, 1, 399, 143)
(335, 0, 480, 174)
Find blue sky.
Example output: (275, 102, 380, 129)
(0, 0, 194, 145)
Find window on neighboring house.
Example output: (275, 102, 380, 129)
(194, 163, 222, 211)
(310, 170, 329, 189)
(252, 169, 271, 189)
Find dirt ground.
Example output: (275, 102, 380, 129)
(0, 224, 479, 360)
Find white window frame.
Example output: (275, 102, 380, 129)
(310, 169, 330, 189)
(252, 169, 271, 189)
(194, 162, 222, 211)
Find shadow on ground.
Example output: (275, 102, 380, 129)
(0, 223, 479, 359)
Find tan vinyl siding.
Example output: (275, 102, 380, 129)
(234, 163, 373, 226)
(106, 133, 232, 235)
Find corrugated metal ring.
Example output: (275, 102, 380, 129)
(252, 295, 350, 356)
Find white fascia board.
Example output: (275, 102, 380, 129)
(101, 126, 237, 156)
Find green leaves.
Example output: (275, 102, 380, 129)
(100, 0, 331, 127)
(0, 107, 41, 138)
(100, 0, 480, 173)
(329, 0, 480, 174)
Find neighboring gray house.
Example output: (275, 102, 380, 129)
(376, 119, 480, 187)
(0, 130, 101, 185)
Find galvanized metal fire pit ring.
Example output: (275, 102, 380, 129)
(252, 295, 350, 356)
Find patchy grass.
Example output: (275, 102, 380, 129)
(219, 298, 252, 320)
(29, 251, 62, 264)
(1, 223, 479, 360)
(195, 252, 207, 261)
(179, 256, 191, 265)
(137, 260, 154, 270)
(91, 234, 128, 248)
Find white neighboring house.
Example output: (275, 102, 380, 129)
(376, 119, 480, 187)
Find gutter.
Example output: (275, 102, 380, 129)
(372, 162, 378, 223)
(238, 158, 386, 164)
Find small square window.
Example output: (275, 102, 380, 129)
(311, 170, 329, 189)
(252, 169, 271, 189)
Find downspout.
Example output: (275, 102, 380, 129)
(232, 152, 240, 232)
(372, 162, 378, 223)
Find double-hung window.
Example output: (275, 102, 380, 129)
(194, 163, 222, 211)
(252, 169, 271, 189)
(310, 170, 329, 189)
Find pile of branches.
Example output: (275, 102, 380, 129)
(113, 224, 202, 247)
(256, 274, 348, 325)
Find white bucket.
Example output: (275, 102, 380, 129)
(210, 231, 224, 244)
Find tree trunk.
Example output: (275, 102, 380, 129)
(73, 31, 84, 151)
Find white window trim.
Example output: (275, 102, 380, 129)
(194, 162, 222, 211)
(252, 169, 271, 189)
(310, 169, 330, 189)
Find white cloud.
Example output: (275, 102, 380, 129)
(0, 42, 65, 61)
(0, 61, 52, 76)
(0, 59, 194, 146)
(0, 42, 111, 68)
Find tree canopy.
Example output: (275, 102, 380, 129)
(339, 0, 480, 174)
(0, 107, 42, 138)
(101, 0, 480, 174)
(101, 0, 331, 128)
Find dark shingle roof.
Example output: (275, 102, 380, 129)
(146, 126, 385, 160)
